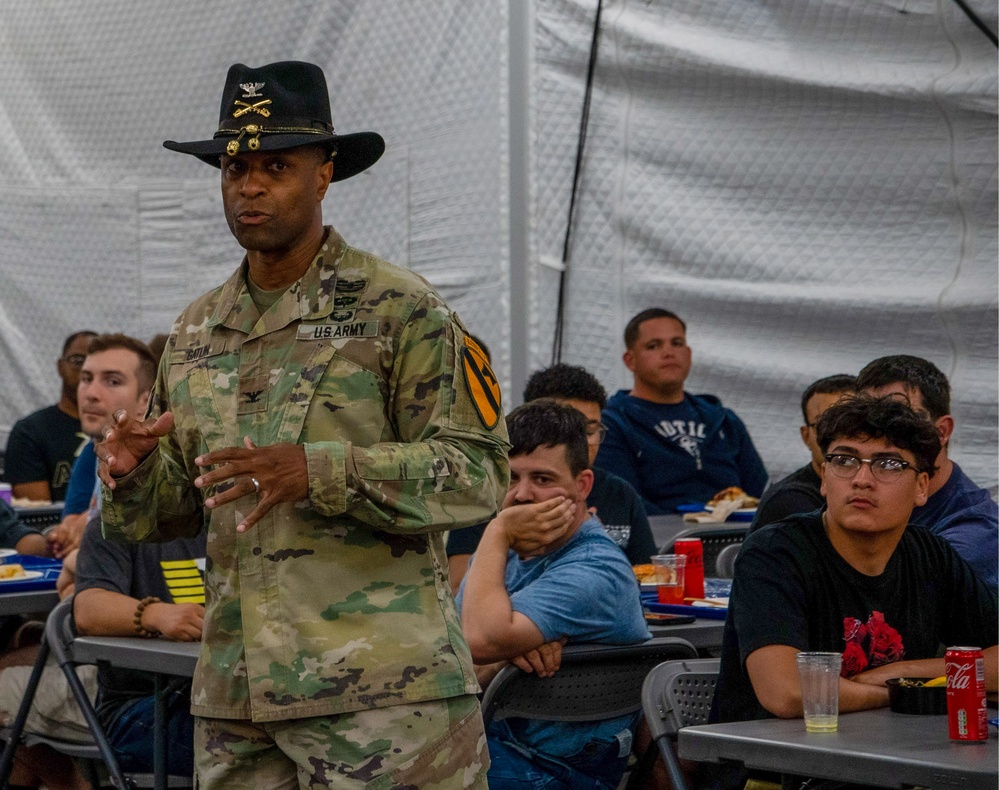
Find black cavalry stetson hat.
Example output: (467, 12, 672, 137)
(163, 61, 384, 181)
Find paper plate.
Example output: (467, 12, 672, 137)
(705, 504, 757, 515)
(0, 571, 44, 582)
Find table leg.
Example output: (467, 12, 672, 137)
(154, 673, 166, 790)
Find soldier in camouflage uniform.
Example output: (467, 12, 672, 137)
(97, 61, 509, 789)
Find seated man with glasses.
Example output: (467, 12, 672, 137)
(3, 330, 95, 504)
(446, 364, 656, 594)
(706, 394, 997, 790)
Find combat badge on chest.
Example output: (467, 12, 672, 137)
(297, 278, 376, 341)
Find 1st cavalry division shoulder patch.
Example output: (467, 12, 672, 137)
(462, 336, 501, 429)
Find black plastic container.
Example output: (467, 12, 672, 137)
(886, 677, 947, 715)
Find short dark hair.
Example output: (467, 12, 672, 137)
(505, 399, 589, 477)
(623, 308, 686, 348)
(855, 355, 950, 421)
(86, 334, 158, 394)
(523, 364, 607, 410)
(816, 394, 941, 477)
(62, 330, 98, 356)
(800, 374, 857, 423)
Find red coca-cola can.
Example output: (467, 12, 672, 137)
(945, 646, 987, 742)
(674, 538, 704, 599)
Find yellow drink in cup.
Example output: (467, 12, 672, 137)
(796, 652, 841, 733)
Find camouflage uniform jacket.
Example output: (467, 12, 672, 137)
(103, 228, 510, 723)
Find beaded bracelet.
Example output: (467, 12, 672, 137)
(134, 596, 162, 638)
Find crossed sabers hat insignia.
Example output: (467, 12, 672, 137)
(233, 99, 272, 118)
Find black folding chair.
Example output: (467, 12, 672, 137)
(12, 504, 64, 532)
(0, 598, 192, 789)
(479, 637, 698, 789)
(640, 657, 720, 790)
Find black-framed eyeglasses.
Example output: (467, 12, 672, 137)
(824, 454, 917, 483)
(585, 422, 608, 445)
(62, 354, 86, 367)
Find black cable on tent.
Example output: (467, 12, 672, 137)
(951, 0, 998, 46)
(552, 0, 604, 365)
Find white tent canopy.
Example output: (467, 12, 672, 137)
(1, 0, 996, 489)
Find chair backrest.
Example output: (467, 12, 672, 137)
(44, 597, 77, 664)
(15, 504, 65, 531)
(641, 657, 720, 743)
(663, 525, 748, 576)
(480, 637, 697, 726)
(42, 597, 193, 788)
(713, 543, 740, 578)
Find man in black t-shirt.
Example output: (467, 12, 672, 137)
(749, 374, 855, 533)
(74, 517, 205, 777)
(711, 396, 997, 788)
(4, 330, 95, 503)
(446, 364, 657, 593)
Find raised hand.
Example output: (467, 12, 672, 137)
(194, 436, 309, 533)
(495, 495, 577, 558)
(96, 410, 175, 488)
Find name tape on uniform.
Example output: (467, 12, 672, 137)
(298, 321, 379, 341)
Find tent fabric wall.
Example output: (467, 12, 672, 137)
(0, 0, 510, 445)
(530, 0, 997, 487)
(0, 0, 995, 493)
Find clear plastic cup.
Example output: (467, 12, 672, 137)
(796, 651, 842, 732)
(651, 554, 686, 605)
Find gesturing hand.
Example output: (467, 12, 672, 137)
(495, 496, 577, 559)
(96, 410, 175, 489)
(195, 437, 309, 533)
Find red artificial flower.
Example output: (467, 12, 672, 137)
(866, 611, 904, 666)
(841, 639, 869, 677)
(843, 616, 866, 646)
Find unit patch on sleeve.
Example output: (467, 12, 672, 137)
(461, 336, 501, 429)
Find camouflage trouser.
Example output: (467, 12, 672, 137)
(194, 693, 488, 789)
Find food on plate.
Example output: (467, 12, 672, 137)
(894, 676, 947, 688)
(0, 563, 27, 580)
(10, 497, 52, 508)
(632, 564, 656, 583)
(683, 486, 761, 523)
(707, 487, 759, 509)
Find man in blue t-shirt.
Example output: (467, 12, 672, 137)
(857, 354, 998, 591)
(457, 400, 650, 790)
(595, 308, 767, 514)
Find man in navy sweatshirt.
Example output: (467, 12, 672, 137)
(594, 308, 767, 514)
(857, 354, 997, 591)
